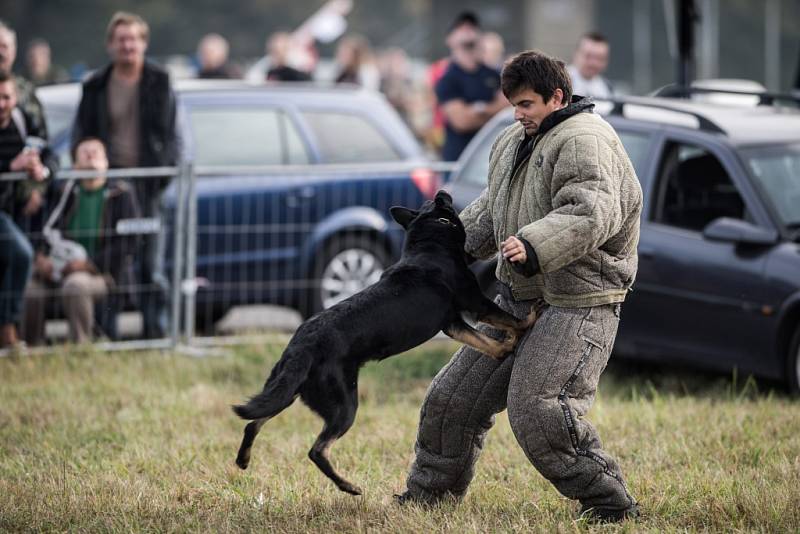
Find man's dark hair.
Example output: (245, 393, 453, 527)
(581, 31, 608, 44)
(0, 69, 15, 84)
(71, 136, 107, 161)
(501, 50, 573, 105)
(447, 11, 480, 34)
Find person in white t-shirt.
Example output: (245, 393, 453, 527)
(567, 32, 613, 99)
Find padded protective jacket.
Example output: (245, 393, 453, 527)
(460, 98, 642, 307)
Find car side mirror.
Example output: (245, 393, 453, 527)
(702, 217, 779, 246)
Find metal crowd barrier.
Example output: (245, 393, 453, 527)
(1, 166, 182, 353)
(0, 160, 460, 355)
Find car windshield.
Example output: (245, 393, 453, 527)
(742, 143, 800, 229)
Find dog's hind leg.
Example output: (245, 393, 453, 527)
(444, 318, 516, 360)
(306, 387, 362, 495)
(236, 418, 267, 469)
(234, 387, 298, 470)
(471, 297, 544, 335)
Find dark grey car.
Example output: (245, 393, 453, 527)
(446, 94, 800, 392)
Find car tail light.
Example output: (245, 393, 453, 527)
(411, 168, 442, 200)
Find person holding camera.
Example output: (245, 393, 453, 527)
(0, 70, 54, 352)
(435, 12, 507, 161)
(22, 138, 140, 345)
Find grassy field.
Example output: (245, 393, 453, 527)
(1, 338, 799, 533)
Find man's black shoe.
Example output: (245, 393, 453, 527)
(578, 503, 640, 523)
(392, 491, 417, 505)
(392, 490, 438, 507)
(392, 489, 458, 507)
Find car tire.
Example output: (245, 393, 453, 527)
(301, 235, 389, 319)
(788, 326, 800, 395)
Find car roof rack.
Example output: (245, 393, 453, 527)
(652, 83, 800, 107)
(596, 95, 727, 134)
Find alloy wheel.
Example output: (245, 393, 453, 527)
(319, 248, 384, 310)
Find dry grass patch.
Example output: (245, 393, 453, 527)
(1, 340, 798, 532)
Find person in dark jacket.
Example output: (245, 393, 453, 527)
(0, 21, 48, 138)
(71, 11, 178, 339)
(196, 33, 240, 79)
(265, 32, 312, 82)
(0, 70, 55, 351)
(435, 12, 507, 161)
(23, 137, 140, 344)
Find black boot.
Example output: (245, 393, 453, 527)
(578, 503, 640, 523)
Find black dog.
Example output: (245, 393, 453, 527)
(233, 190, 539, 495)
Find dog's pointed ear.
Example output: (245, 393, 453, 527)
(390, 206, 418, 229)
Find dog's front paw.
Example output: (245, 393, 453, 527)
(520, 300, 547, 329)
(498, 332, 518, 356)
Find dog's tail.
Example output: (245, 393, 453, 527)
(232, 351, 312, 420)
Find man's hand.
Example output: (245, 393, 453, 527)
(9, 150, 32, 172)
(34, 253, 54, 281)
(9, 150, 47, 181)
(63, 259, 90, 277)
(25, 152, 47, 182)
(501, 236, 527, 263)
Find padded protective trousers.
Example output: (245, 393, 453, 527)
(405, 285, 636, 511)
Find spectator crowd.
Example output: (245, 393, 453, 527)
(0, 10, 615, 352)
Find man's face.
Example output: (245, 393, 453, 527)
(0, 30, 17, 72)
(199, 39, 226, 70)
(481, 33, 504, 67)
(75, 139, 109, 190)
(107, 23, 147, 67)
(574, 38, 609, 79)
(75, 140, 109, 171)
(0, 80, 17, 125)
(509, 88, 564, 136)
(446, 24, 481, 66)
(27, 44, 51, 77)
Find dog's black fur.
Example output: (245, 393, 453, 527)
(233, 190, 539, 495)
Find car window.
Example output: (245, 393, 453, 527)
(458, 124, 508, 187)
(616, 131, 651, 179)
(743, 143, 800, 228)
(42, 105, 74, 142)
(283, 116, 310, 165)
(652, 142, 748, 231)
(189, 107, 310, 166)
(301, 111, 401, 163)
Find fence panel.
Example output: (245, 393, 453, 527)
(1, 161, 459, 354)
(185, 162, 458, 341)
(0, 166, 181, 353)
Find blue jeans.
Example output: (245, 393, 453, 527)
(138, 229, 169, 339)
(0, 212, 33, 325)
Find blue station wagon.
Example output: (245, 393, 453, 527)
(38, 80, 440, 332)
